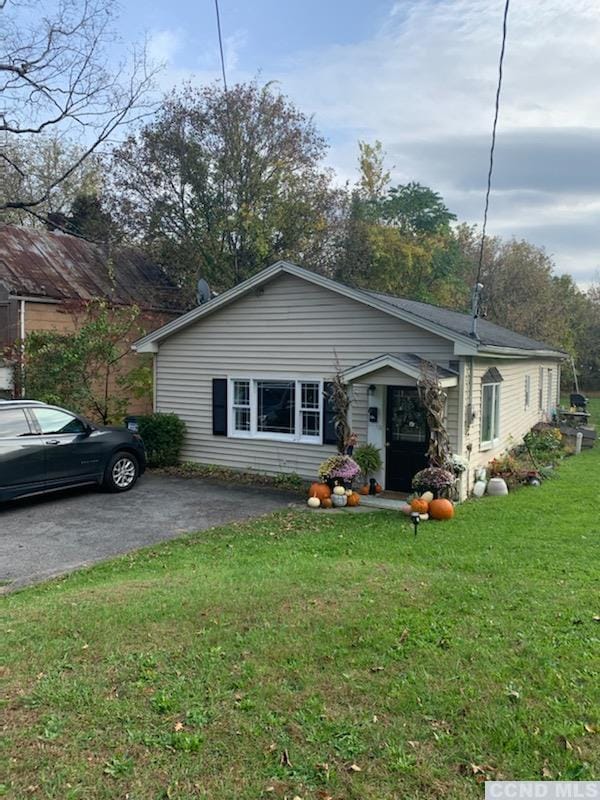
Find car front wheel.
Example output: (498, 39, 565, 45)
(103, 451, 139, 492)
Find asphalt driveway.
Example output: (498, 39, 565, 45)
(0, 473, 298, 590)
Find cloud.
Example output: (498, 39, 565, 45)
(271, 0, 600, 283)
(148, 29, 184, 65)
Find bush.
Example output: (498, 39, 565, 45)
(523, 427, 564, 465)
(136, 413, 186, 468)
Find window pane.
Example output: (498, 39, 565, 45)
(493, 384, 500, 438)
(257, 381, 295, 434)
(34, 408, 85, 435)
(481, 384, 494, 442)
(234, 407, 250, 432)
(301, 410, 320, 437)
(301, 382, 319, 410)
(233, 380, 249, 407)
(0, 408, 31, 438)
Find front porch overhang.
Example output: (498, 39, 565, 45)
(342, 352, 458, 388)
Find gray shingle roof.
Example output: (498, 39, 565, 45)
(362, 290, 566, 355)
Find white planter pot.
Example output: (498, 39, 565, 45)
(487, 477, 508, 496)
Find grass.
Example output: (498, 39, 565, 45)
(1, 401, 599, 799)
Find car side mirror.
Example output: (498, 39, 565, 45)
(81, 423, 94, 437)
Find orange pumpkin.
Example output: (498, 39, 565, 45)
(428, 498, 454, 520)
(359, 485, 370, 495)
(321, 497, 333, 509)
(308, 482, 331, 501)
(375, 483, 383, 493)
(410, 498, 429, 514)
(346, 492, 361, 507)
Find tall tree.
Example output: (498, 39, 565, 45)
(109, 81, 340, 297)
(357, 140, 390, 201)
(0, 0, 154, 220)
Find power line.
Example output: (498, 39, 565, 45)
(472, 0, 511, 335)
(214, 0, 228, 92)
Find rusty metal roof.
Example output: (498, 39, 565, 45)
(0, 225, 184, 312)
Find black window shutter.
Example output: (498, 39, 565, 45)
(212, 378, 228, 436)
(322, 381, 337, 445)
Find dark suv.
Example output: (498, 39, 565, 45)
(0, 400, 146, 503)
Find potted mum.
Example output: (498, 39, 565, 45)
(411, 466, 456, 499)
(318, 454, 361, 490)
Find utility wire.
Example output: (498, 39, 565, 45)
(475, 0, 511, 287)
(214, 0, 228, 92)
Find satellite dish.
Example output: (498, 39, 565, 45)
(196, 278, 211, 306)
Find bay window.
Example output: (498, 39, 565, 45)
(230, 378, 322, 443)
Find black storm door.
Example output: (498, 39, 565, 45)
(385, 386, 429, 492)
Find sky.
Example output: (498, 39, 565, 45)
(118, 0, 600, 287)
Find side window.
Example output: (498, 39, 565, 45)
(34, 408, 86, 435)
(0, 408, 32, 438)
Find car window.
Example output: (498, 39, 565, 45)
(0, 408, 32, 438)
(34, 408, 87, 435)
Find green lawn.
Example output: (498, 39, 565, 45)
(2, 402, 599, 799)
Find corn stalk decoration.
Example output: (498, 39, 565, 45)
(417, 360, 452, 468)
(329, 359, 352, 454)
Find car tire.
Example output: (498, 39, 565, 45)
(103, 451, 139, 493)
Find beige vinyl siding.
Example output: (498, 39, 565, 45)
(466, 356, 562, 476)
(350, 384, 369, 445)
(156, 273, 455, 479)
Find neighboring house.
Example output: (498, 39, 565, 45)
(133, 261, 566, 497)
(0, 224, 184, 410)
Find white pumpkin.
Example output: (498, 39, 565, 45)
(345, 488, 353, 496)
(331, 493, 347, 507)
(333, 485, 346, 496)
(307, 496, 321, 508)
(419, 513, 429, 521)
(421, 491, 434, 504)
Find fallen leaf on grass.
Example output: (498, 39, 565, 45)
(370, 665, 385, 672)
(459, 763, 499, 783)
(584, 723, 597, 734)
(559, 736, 573, 751)
(280, 748, 292, 767)
(348, 763, 362, 772)
(398, 627, 410, 645)
(542, 760, 553, 779)
(174, 721, 184, 732)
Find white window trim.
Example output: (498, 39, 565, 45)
(228, 377, 323, 445)
(524, 374, 531, 411)
(480, 381, 501, 451)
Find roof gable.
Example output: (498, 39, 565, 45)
(132, 261, 566, 358)
(133, 261, 476, 353)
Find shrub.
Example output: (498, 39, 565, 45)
(353, 444, 383, 479)
(523, 427, 564, 465)
(136, 413, 186, 468)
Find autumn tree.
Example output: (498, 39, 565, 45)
(109, 81, 340, 297)
(0, 0, 154, 221)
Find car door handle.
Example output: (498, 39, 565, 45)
(45, 439, 61, 445)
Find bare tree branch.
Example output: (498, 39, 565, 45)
(0, 0, 158, 214)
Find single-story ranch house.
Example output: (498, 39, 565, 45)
(133, 261, 566, 497)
